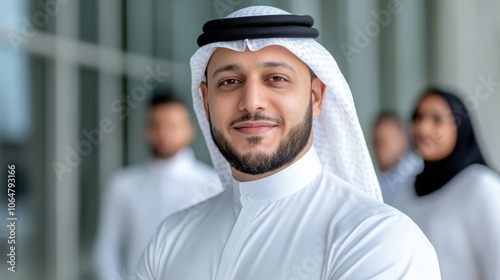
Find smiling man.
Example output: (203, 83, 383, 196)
(136, 6, 440, 280)
(204, 45, 320, 182)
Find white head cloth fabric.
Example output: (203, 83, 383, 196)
(190, 6, 382, 201)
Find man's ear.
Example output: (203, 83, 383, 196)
(200, 82, 210, 120)
(311, 77, 325, 117)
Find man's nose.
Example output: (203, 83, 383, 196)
(238, 77, 268, 113)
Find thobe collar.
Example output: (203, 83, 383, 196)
(153, 148, 196, 177)
(232, 146, 322, 207)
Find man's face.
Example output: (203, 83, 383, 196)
(147, 103, 194, 159)
(372, 119, 408, 171)
(200, 45, 324, 180)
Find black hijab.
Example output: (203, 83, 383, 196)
(412, 88, 488, 196)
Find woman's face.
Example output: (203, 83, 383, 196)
(412, 93, 457, 161)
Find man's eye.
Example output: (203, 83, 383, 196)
(220, 79, 240, 85)
(268, 76, 287, 82)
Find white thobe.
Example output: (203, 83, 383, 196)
(391, 164, 500, 280)
(94, 148, 223, 280)
(136, 147, 440, 280)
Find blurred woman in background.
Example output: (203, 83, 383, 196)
(391, 88, 500, 280)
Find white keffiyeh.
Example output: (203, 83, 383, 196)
(190, 6, 382, 201)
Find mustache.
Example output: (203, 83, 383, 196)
(229, 113, 283, 127)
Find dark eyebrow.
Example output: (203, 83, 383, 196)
(211, 64, 241, 80)
(261, 62, 297, 74)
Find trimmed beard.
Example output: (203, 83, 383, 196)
(210, 99, 313, 175)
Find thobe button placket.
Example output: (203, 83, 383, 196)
(239, 192, 258, 207)
(219, 147, 323, 279)
(245, 193, 255, 201)
(214, 204, 259, 280)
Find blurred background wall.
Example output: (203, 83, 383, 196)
(0, 0, 499, 279)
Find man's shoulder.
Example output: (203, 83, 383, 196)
(111, 161, 153, 181)
(329, 207, 440, 278)
(315, 170, 430, 241)
(191, 158, 217, 173)
(155, 189, 229, 234)
(318, 169, 394, 214)
(189, 159, 220, 183)
(105, 162, 154, 193)
(317, 172, 440, 278)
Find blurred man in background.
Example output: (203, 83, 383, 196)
(94, 93, 223, 280)
(372, 112, 422, 204)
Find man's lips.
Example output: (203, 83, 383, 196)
(232, 121, 278, 135)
